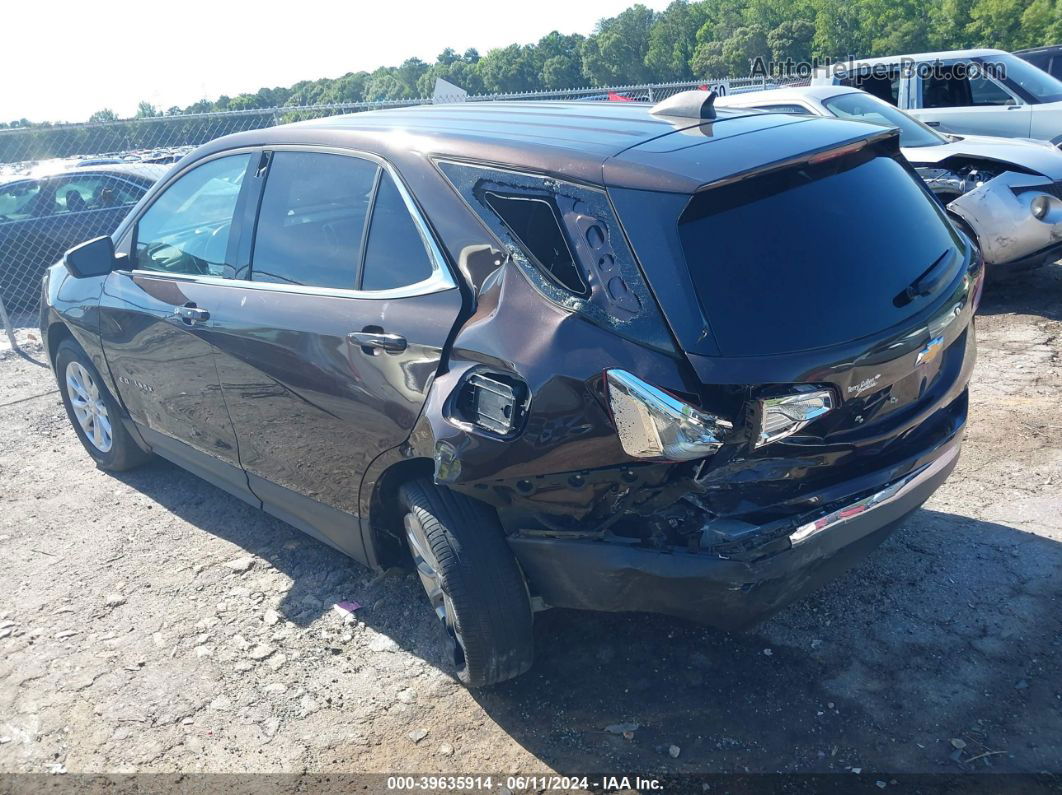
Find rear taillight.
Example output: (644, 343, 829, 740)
(754, 388, 835, 448)
(605, 370, 732, 461)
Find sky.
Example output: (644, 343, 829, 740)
(4, 0, 673, 124)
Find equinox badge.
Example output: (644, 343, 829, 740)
(916, 336, 945, 367)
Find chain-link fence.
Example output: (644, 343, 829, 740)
(0, 76, 788, 360)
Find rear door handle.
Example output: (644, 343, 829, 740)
(175, 303, 210, 325)
(348, 331, 407, 353)
(924, 121, 941, 127)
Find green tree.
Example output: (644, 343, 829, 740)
(319, 72, 370, 103)
(479, 44, 538, 93)
(395, 58, 430, 96)
(766, 19, 816, 62)
(966, 0, 1036, 50)
(744, 0, 814, 34)
(1018, 0, 1056, 46)
(646, 0, 709, 81)
(88, 108, 118, 123)
(690, 39, 727, 76)
(928, 0, 977, 49)
(581, 4, 657, 85)
(364, 68, 404, 102)
(721, 26, 769, 75)
(861, 0, 931, 55)
(135, 101, 160, 118)
(811, 0, 871, 59)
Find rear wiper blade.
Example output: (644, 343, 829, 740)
(894, 250, 951, 307)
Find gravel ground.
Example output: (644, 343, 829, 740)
(0, 265, 1060, 779)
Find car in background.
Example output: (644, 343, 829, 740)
(41, 94, 978, 686)
(1016, 45, 1062, 80)
(0, 163, 165, 312)
(717, 85, 1062, 270)
(75, 158, 126, 168)
(811, 49, 1062, 144)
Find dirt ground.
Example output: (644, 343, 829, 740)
(0, 264, 1060, 781)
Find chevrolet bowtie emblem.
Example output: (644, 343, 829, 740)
(916, 336, 944, 367)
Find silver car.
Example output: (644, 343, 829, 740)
(717, 85, 1062, 270)
(810, 49, 1062, 145)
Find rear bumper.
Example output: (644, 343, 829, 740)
(509, 431, 961, 630)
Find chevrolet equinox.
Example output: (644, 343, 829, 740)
(42, 92, 980, 686)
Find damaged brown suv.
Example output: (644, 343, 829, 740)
(43, 92, 980, 686)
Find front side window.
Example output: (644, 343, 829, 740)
(968, 75, 1014, 106)
(0, 181, 41, 221)
(135, 154, 251, 276)
(921, 65, 1018, 108)
(251, 151, 378, 290)
(978, 54, 1062, 103)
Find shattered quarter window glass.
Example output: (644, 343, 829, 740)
(436, 160, 673, 352)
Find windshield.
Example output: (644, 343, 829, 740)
(822, 92, 945, 148)
(978, 53, 1062, 103)
(677, 149, 962, 355)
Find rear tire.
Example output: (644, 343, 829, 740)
(55, 338, 151, 472)
(398, 479, 534, 687)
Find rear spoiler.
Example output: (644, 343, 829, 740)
(694, 128, 900, 193)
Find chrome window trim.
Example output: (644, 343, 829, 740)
(119, 144, 457, 300)
(125, 267, 457, 300)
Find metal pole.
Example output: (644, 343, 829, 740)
(0, 293, 46, 367)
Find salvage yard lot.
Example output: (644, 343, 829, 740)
(1, 265, 1061, 776)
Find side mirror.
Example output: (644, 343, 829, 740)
(63, 236, 116, 278)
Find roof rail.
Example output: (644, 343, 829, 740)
(650, 89, 718, 120)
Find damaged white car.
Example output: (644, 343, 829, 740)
(717, 86, 1062, 270)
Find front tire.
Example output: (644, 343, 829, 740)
(55, 338, 151, 472)
(398, 479, 534, 687)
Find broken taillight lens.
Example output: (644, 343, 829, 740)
(605, 369, 732, 461)
(755, 388, 835, 448)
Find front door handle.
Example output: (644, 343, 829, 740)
(175, 303, 210, 325)
(925, 120, 941, 127)
(348, 331, 407, 354)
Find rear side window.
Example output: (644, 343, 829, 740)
(482, 192, 585, 294)
(755, 104, 813, 115)
(251, 152, 378, 289)
(678, 149, 962, 356)
(841, 68, 900, 105)
(360, 172, 435, 291)
(52, 175, 144, 214)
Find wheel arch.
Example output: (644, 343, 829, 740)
(46, 320, 73, 370)
(49, 320, 153, 457)
(360, 454, 436, 570)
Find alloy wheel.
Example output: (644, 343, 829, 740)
(403, 512, 467, 670)
(65, 360, 113, 453)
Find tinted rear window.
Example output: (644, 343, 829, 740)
(678, 150, 961, 355)
(251, 152, 377, 290)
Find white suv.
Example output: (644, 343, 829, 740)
(811, 49, 1062, 145)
